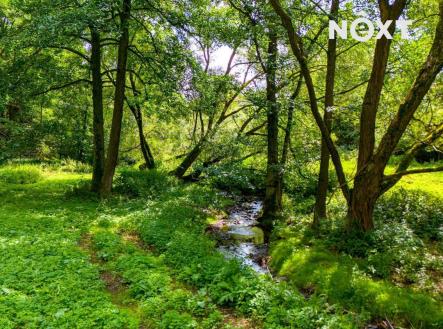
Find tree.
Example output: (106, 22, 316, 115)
(90, 26, 105, 192)
(312, 0, 339, 228)
(100, 0, 131, 197)
(262, 29, 282, 226)
(7, 0, 113, 191)
(270, 0, 443, 231)
(127, 71, 155, 169)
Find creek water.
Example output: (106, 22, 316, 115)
(214, 198, 269, 274)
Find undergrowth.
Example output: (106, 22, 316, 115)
(1, 163, 441, 329)
(271, 188, 443, 328)
(0, 164, 43, 184)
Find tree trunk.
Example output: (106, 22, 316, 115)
(347, 167, 383, 231)
(90, 27, 105, 193)
(262, 30, 281, 235)
(269, 0, 351, 205)
(281, 76, 302, 167)
(350, 0, 443, 231)
(182, 156, 223, 181)
(313, 0, 339, 227)
(357, 8, 402, 170)
(100, 0, 131, 197)
(128, 104, 155, 169)
(171, 139, 205, 178)
(127, 72, 155, 169)
(271, 0, 443, 232)
(78, 105, 88, 162)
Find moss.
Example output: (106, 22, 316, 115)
(270, 238, 443, 328)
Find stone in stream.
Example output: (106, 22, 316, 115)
(227, 226, 264, 245)
(214, 198, 269, 274)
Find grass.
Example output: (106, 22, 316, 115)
(270, 228, 443, 328)
(1, 162, 441, 328)
(0, 164, 362, 328)
(0, 164, 43, 184)
(341, 158, 443, 198)
(270, 159, 443, 328)
(0, 172, 138, 328)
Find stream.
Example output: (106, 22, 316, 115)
(212, 197, 269, 274)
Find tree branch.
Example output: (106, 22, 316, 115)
(384, 166, 443, 181)
(32, 79, 91, 96)
(374, 2, 443, 167)
(47, 45, 90, 62)
(269, 0, 351, 203)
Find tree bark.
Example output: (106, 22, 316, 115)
(313, 0, 339, 227)
(374, 2, 443, 168)
(127, 73, 155, 169)
(127, 103, 155, 169)
(262, 30, 281, 232)
(78, 105, 88, 162)
(269, 0, 351, 205)
(271, 0, 442, 232)
(357, 1, 406, 170)
(100, 0, 131, 197)
(90, 27, 105, 193)
(281, 76, 302, 167)
(348, 0, 443, 230)
(171, 138, 206, 178)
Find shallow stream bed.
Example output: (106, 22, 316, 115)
(212, 198, 269, 274)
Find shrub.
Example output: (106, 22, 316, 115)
(271, 219, 443, 328)
(92, 231, 127, 261)
(205, 163, 265, 195)
(0, 165, 42, 184)
(160, 311, 197, 329)
(59, 159, 92, 173)
(64, 180, 98, 200)
(113, 169, 177, 198)
(375, 188, 443, 241)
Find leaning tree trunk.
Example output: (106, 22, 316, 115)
(313, 0, 339, 227)
(171, 139, 206, 178)
(128, 104, 155, 169)
(90, 27, 105, 193)
(281, 76, 302, 167)
(100, 0, 131, 197)
(261, 30, 281, 236)
(127, 73, 155, 169)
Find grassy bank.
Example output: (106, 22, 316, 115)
(0, 163, 441, 328)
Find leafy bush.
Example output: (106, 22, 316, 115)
(113, 169, 177, 198)
(205, 163, 265, 194)
(375, 188, 443, 241)
(0, 165, 42, 184)
(64, 180, 99, 200)
(159, 311, 197, 329)
(92, 231, 127, 261)
(59, 159, 91, 173)
(90, 230, 226, 328)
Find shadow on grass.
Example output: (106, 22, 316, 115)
(0, 174, 139, 328)
(270, 238, 443, 328)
